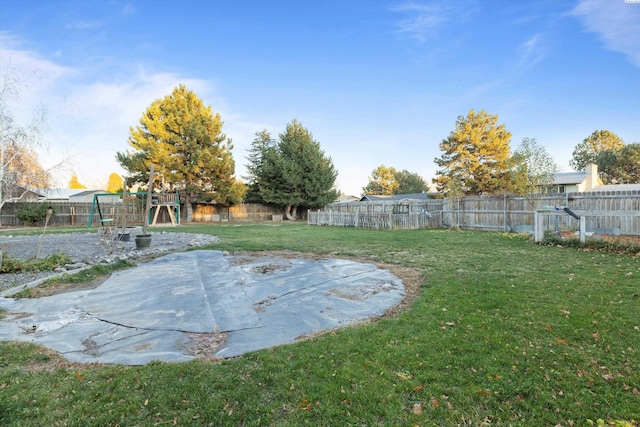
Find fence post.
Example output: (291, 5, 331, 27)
(534, 210, 544, 243)
(580, 216, 586, 243)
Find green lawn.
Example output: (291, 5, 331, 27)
(1, 223, 638, 426)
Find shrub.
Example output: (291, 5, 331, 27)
(15, 203, 56, 226)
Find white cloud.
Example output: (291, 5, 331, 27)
(1, 36, 227, 187)
(572, 0, 640, 67)
(518, 34, 546, 67)
(391, 2, 449, 43)
(64, 20, 104, 30)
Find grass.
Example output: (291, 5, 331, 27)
(8, 259, 134, 298)
(0, 252, 72, 274)
(1, 223, 639, 426)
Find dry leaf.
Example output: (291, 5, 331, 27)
(395, 371, 412, 380)
(592, 332, 600, 340)
(556, 337, 570, 346)
(432, 399, 439, 409)
(413, 384, 424, 392)
(602, 374, 614, 381)
(412, 403, 423, 415)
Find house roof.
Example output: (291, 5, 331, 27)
(553, 171, 587, 185)
(37, 188, 79, 200)
(360, 193, 429, 202)
(70, 189, 108, 198)
(6, 185, 45, 199)
(38, 188, 107, 200)
(587, 184, 640, 192)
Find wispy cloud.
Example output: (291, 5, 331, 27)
(391, 2, 453, 43)
(571, 0, 640, 68)
(391, 0, 472, 43)
(518, 34, 546, 67)
(65, 20, 104, 30)
(0, 36, 222, 186)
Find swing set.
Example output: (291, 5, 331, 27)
(88, 191, 180, 230)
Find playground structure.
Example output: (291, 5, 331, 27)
(88, 191, 180, 235)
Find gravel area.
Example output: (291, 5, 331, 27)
(0, 230, 220, 293)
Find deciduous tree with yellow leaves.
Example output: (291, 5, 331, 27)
(433, 109, 512, 196)
(68, 173, 87, 189)
(106, 173, 123, 193)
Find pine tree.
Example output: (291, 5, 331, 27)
(116, 85, 242, 221)
(250, 120, 339, 219)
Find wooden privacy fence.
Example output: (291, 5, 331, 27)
(309, 210, 436, 229)
(1, 200, 146, 227)
(1, 201, 287, 226)
(309, 191, 640, 235)
(192, 204, 285, 222)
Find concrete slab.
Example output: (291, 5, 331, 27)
(0, 250, 404, 365)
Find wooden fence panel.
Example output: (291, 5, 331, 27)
(191, 204, 285, 222)
(1, 201, 146, 227)
(313, 191, 639, 235)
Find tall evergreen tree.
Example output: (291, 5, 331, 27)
(249, 120, 339, 220)
(243, 129, 275, 204)
(116, 85, 243, 221)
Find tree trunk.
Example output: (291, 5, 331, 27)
(285, 205, 297, 221)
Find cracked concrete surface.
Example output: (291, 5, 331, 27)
(0, 250, 404, 365)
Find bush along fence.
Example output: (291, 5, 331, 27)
(308, 190, 640, 236)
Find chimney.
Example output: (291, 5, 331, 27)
(585, 163, 600, 190)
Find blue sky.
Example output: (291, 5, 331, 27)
(1, 0, 639, 196)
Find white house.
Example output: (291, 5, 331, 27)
(551, 164, 603, 193)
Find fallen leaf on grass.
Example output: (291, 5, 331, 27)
(413, 384, 424, 392)
(412, 403, 423, 415)
(592, 332, 600, 340)
(394, 371, 413, 380)
(432, 399, 439, 409)
(556, 337, 570, 346)
(602, 374, 615, 381)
